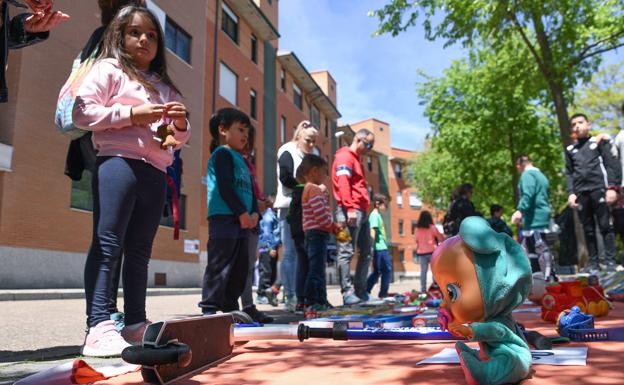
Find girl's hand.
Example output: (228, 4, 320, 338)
(131, 103, 166, 125)
(164, 102, 188, 131)
(239, 213, 253, 229)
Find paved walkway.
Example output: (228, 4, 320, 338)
(0, 281, 421, 384)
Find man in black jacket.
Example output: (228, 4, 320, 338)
(1, 0, 68, 103)
(566, 113, 622, 273)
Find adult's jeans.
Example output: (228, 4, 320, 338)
(577, 189, 617, 268)
(294, 236, 308, 305)
(257, 250, 273, 294)
(84, 157, 166, 328)
(241, 231, 259, 309)
(415, 253, 433, 293)
(335, 207, 371, 298)
(278, 209, 297, 299)
(304, 230, 329, 305)
(366, 249, 392, 297)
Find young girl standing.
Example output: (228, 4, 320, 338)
(73, 6, 190, 357)
(199, 108, 259, 316)
(413, 210, 444, 293)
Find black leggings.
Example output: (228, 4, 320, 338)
(84, 157, 166, 328)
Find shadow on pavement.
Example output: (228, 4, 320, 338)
(0, 345, 80, 363)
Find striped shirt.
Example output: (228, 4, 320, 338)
(302, 183, 334, 233)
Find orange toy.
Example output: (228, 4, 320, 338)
(541, 279, 610, 322)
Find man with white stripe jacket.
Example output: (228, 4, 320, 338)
(566, 113, 622, 273)
(332, 129, 375, 304)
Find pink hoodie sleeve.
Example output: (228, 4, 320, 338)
(72, 60, 133, 131)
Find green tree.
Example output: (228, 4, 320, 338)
(409, 43, 566, 215)
(573, 62, 624, 133)
(372, 0, 624, 147)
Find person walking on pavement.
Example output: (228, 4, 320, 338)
(511, 155, 555, 278)
(332, 129, 375, 305)
(565, 113, 621, 273)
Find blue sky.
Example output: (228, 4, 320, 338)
(278, 0, 624, 152)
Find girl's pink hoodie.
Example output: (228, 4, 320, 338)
(72, 58, 190, 172)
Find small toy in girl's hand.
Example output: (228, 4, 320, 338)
(431, 216, 532, 385)
(154, 123, 180, 149)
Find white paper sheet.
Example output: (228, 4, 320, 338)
(417, 347, 588, 366)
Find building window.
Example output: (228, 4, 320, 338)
(409, 192, 422, 209)
(160, 194, 187, 230)
(251, 34, 257, 63)
(221, 2, 238, 43)
(399, 249, 405, 262)
(394, 163, 402, 179)
(367, 156, 372, 172)
(71, 171, 186, 229)
(250, 89, 257, 119)
(396, 191, 403, 208)
(411, 220, 418, 235)
(399, 219, 404, 236)
(293, 83, 302, 110)
(219, 62, 237, 105)
(280, 68, 286, 91)
(325, 118, 329, 137)
(412, 250, 419, 262)
(280, 116, 286, 144)
(379, 126, 384, 131)
(311, 105, 320, 128)
(70, 171, 93, 211)
(165, 17, 191, 64)
(368, 185, 373, 200)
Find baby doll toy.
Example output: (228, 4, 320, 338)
(431, 216, 532, 385)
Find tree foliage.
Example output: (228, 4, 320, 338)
(372, 0, 624, 147)
(409, 42, 566, 215)
(573, 62, 624, 133)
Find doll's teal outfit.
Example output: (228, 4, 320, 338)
(455, 216, 532, 385)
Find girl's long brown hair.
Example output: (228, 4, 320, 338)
(98, 6, 180, 97)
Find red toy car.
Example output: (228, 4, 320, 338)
(541, 279, 609, 322)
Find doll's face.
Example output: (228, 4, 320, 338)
(431, 240, 484, 324)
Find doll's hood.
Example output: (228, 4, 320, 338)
(459, 216, 532, 321)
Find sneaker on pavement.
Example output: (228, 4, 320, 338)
(110, 312, 125, 332)
(285, 296, 297, 312)
(294, 302, 305, 315)
(81, 320, 131, 357)
(265, 288, 279, 307)
(243, 305, 274, 324)
(343, 293, 361, 306)
(255, 295, 269, 305)
(359, 293, 370, 302)
(121, 320, 152, 345)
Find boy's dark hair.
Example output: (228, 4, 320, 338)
(570, 113, 589, 123)
(490, 204, 503, 217)
(416, 210, 434, 228)
(298, 154, 327, 179)
(98, 6, 180, 97)
(208, 108, 251, 153)
(515, 154, 530, 166)
(98, 0, 145, 25)
(457, 183, 473, 197)
(373, 193, 388, 207)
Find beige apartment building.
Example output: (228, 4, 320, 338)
(0, 0, 341, 288)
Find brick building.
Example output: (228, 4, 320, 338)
(0, 0, 340, 288)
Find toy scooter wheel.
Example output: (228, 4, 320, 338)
(229, 310, 254, 324)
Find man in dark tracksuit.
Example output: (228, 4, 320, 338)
(566, 113, 622, 273)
